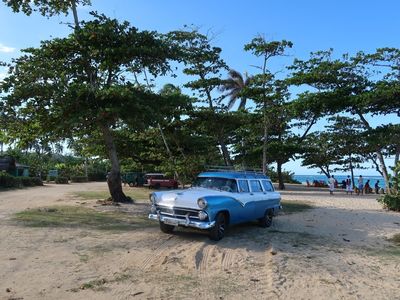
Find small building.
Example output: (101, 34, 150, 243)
(0, 156, 29, 177)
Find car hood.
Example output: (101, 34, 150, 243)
(154, 187, 233, 210)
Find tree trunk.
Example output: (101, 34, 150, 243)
(277, 161, 285, 190)
(375, 151, 392, 194)
(262, 124, 268, 174)
(355, 110, 392, 194)
(349, 155, 355, 188)
(70, 1, 80, 28)
(219, 137, 232, 166)
(395, 145, 400, 167)
(100, 123, 131, 203)
(157, 123, 180, 183)
(319, 167, 330, 179)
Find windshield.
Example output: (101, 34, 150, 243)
(193, 177, 238, 193)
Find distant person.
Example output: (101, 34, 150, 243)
(346, 175, 353, 195)
(357, 175, 364, 195)
(334, 177, 338, 188)
(365, 180, 371, 194)
(306, 179, 311, 187)
(341, 180, 346, 189)
(329, 175, 335, 195)
(374, 180, 380, 194)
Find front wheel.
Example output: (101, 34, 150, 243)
(209, 212, 227, 241)
(258, 209, 273, 228)
(159, 221, 174, 234)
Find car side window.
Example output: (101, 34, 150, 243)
(249, 180, 263, 192)
(238, 180, 250, 193)
(261, 180, 274, 192)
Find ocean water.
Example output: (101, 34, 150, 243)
(293, 174, 385, 189)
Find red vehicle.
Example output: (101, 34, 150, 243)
(144, 173, 178, 189)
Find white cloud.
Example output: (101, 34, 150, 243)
(0, 43, 15, 53)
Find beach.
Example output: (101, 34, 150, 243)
(0, 182, 399, 299)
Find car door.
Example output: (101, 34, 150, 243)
(261, 180, 280, 210)
(249, 180, 266, 219)
(227, 180, 253, 223)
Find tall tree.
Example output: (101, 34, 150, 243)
(1, 12, 183, 202)
(290, 49, 398, 193)
(243, 36, 293, 173)
(169, 29, 233, 166)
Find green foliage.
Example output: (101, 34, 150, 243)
(55, 176, 69, 184)
(268, 169, 301, 184)
(0, 172, 21, 188)
(14, 206, 155, 231)
(2, 0, 91, 17)
(0, 173, 43, 188)
(378, 163, 400, 211)
(378, 194, 400, 211)
(390, 162, 400, 192)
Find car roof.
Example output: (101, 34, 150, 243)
(198, 171, 270, 180)
(145, 173, 165, 176)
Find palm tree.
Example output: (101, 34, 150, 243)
(220, 69, 252, 110)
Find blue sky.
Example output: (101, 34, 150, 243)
(1, 0, 398, 175)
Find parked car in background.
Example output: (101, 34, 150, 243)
(122, 172, 145, 187)
(148, 170, 281, 241)
(144, 173, 178, 189)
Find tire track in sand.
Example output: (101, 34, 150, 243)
(247, 245, 280, 299)
(221, 248, 236, 270)
(138, 235, 177, 271)
(195, 243, 218, 299)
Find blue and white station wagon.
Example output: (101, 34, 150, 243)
(148, 170, 281, 241)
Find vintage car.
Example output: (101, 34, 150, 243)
(143, 173, 179, 189)
(148, 170, 281, 241)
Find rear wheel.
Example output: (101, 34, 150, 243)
(128, 182, 134, 187)
(259, 209, 273, 228)
(154, 183, 161, 189)
(159, 221, 174, 234)
(209, 212, 227, 241)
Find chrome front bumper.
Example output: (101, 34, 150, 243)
(149, 213, 215, 229)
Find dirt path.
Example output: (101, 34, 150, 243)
(0, 183, 399, 300)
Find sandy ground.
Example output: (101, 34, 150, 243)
(0, 182, 399, 300)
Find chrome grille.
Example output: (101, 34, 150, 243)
(157, 206, 200, 220)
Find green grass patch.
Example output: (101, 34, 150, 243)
(79, 278, 108, 291)
(281, 200, 314, 214)
(363, 245, 400, 258)
(14, 205, 155, 231)
(389, 233, 400, 246)
(74, 187, 154, 202)
(72, 272, 133, 292)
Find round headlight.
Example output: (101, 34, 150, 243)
(150, 194, 156, 204)
(197, 198, 207, 209)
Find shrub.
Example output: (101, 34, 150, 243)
(46, 176, 57, 182)
(378, 194, 400, 211)
(31, 177, 44, 186)
(88, 171, 107, 182)
(55, 176, 69, 184)
(268, 169, 301, 184)
(71, 176, 88, 183)
(0, 174, 43, 188)
(0, 173, 21, 188)
(20, 177, 36, 187)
